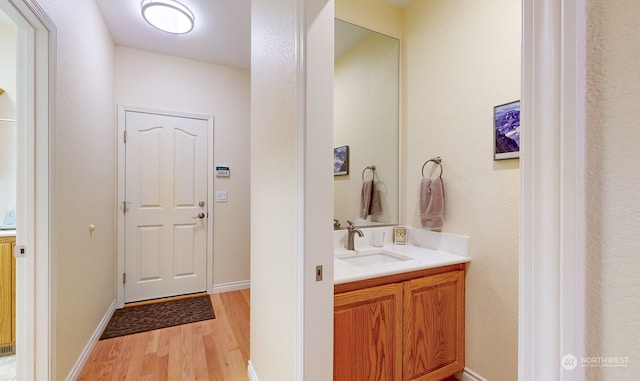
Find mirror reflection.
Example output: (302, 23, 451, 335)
(334, 19, 399, 228)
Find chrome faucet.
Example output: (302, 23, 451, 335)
(346, 220, 364, 250)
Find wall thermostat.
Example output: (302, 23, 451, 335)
(216, 166, 230, 177)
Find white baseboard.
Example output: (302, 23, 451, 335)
(212, 280, 250, 294)
(66, 299, 117, 381)
(461, 367, 489, 381)
(247, 362, 482, 381)
(248, 360, 259, 381)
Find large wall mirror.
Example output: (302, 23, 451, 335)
(334, 19, 399, 227)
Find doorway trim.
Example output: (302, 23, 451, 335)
(0, 0, 56, 379)
(116, 105, 214, 308)
(520, 0, 586, 379)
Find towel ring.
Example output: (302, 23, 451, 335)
(362, 165, 376, 181)
(421, 157, 443, 178)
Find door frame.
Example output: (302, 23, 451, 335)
(519, 0, 587, 379)
(116, 105, 214, 308)
(0, 0, 55, 379)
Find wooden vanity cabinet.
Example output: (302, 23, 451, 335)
(334, 264, 465, 381)
(0, 235, 16, 353)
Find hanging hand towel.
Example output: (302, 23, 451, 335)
(369, 181, 382, 217)
(419, 176, 444, 231)
(360, 180, 382, 219)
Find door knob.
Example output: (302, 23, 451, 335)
(193, 212, 206, 219)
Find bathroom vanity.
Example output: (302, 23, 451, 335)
(333, 228, 469, 381)
(0, 233, 16, 355)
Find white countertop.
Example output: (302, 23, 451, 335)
(0, 229, 16, 238)
(333, 226, 470, 285)
(334, 244, 470, 284)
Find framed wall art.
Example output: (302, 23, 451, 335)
(494, 100, 520, 160)
(334, 145, 349, 176)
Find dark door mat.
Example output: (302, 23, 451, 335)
(100, 295, 215, 340)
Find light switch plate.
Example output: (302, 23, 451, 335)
(215, 191, 228, 203)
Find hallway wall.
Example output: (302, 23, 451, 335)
(36, 0, 116, 379)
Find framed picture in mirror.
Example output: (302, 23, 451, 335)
(393, 227, 407, 245)
(334, 145, 349, 176)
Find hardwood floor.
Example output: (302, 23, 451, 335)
(78, 289, 250, 381)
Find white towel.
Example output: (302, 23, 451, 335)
(419, 176, 444, 230)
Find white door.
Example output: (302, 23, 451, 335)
(124, 111, 208, 303)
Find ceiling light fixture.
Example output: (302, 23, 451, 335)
(141, 0, 194, 34)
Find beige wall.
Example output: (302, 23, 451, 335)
(586, 0, 640, 379)
(0, 22, 16, 222)
(402, 0, 520, 379)
(250, 0, 300, 378)
(38, 0, 116, 379)
(114, 46, 251, 289)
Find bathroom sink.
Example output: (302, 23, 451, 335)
(338, 251, 412, 267)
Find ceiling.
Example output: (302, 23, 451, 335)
(95, 0, 410, 71)
(95, 0, 251, 70)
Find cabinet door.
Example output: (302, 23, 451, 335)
(0, 240, 14, 345)
(11, 242, 15, 342)
(403, 270, 465, 381)
(335, 283, 403, 381)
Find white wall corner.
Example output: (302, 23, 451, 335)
(461, 367, 489, 381)
(65, 300, 117, 381)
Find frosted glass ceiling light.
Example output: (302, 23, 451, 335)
(141, 0, 194, 34)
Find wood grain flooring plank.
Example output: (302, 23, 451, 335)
(144, 329, 159, 355)
(167, 329, 183, 381)
(227, 348, 250, 381)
